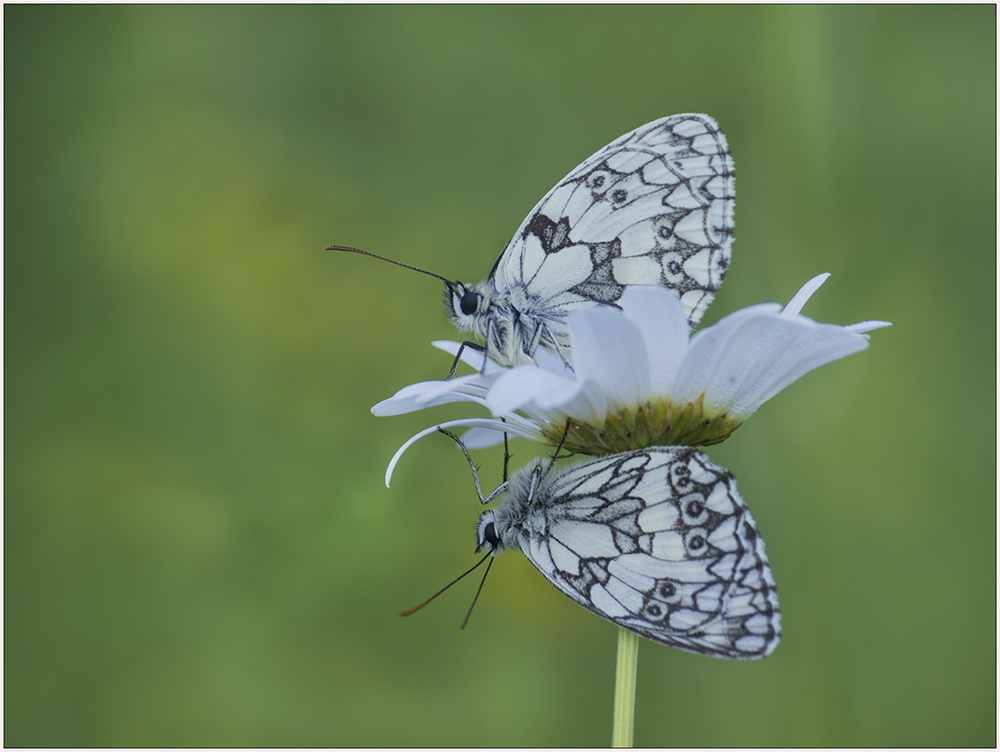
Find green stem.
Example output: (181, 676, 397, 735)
(612, 627, 639, 747)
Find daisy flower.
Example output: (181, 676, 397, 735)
(373, 274, 890, 483)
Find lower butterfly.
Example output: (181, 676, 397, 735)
(476, 446, 780, 659)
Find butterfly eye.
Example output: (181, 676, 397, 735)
(460, 289, 479, 315)
(482, 521, 498, 546)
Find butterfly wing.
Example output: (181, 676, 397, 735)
(489, 115, 735, 346)
(519, 447, 780, 660)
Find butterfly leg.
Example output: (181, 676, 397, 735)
(532, 418, 573, 488)
(551, 417, 572, 461)
(437, 427, 510, 504)
(446, 340, 488, 380)
(501, 419, 510, 483)
(547, 327, 572, 368)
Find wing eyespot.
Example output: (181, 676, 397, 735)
(681, 495, 710, 526)
(685, 528, 708, 553)
(671, 464, 693, 491)
(640, 601, 670, 623)
(656, 582, 676, 599)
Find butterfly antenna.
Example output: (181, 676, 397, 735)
(460, 555, 494, 630)
(399, 553, 492, 617)
(328, 244, 456, 288)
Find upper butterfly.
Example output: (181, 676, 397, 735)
(331, 114, 735, 367)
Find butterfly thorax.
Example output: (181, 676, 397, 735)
(444, 280, 569, 367)
(477, 458, 554, 554)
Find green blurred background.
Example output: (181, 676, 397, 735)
(5, 5, 995, 746)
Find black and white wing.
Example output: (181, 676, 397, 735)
(490, 114, 735, 335)
(520, 447, 779, 660)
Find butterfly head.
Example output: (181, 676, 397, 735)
(474, 509, 505, 556)
(444, 281, 490, 338)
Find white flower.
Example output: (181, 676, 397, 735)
(373, 274, 890, 483)
(371, 342, 551, 486)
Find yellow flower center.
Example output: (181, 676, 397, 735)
(540, 392, 743, 455)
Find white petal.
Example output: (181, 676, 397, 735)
(487, 365, 608, 424)
(847, 320, 893, 337)
(672, 304, 782, 407)
(781, 273, 830, 317)
(460, 414, 544, 448)
(619, 286, 690, 395)
(676, 306, 874, 419)
(544, 378, 609, 423)
(460, 427, 508, 449)
(371, 380, 487, 416)
(569, 306, 650, 407)
(404, 374, 490, 404)
(728, 323, 870, 416)
(488, 366, 573, 415)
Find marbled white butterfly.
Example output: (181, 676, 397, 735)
(476, 446, 780, 659)
(332, 114, 735, 368)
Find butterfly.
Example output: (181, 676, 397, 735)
(475, 446, 780, 659)
(332, 113, 735, 369)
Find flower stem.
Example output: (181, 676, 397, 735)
(612, 627, 639, 747)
